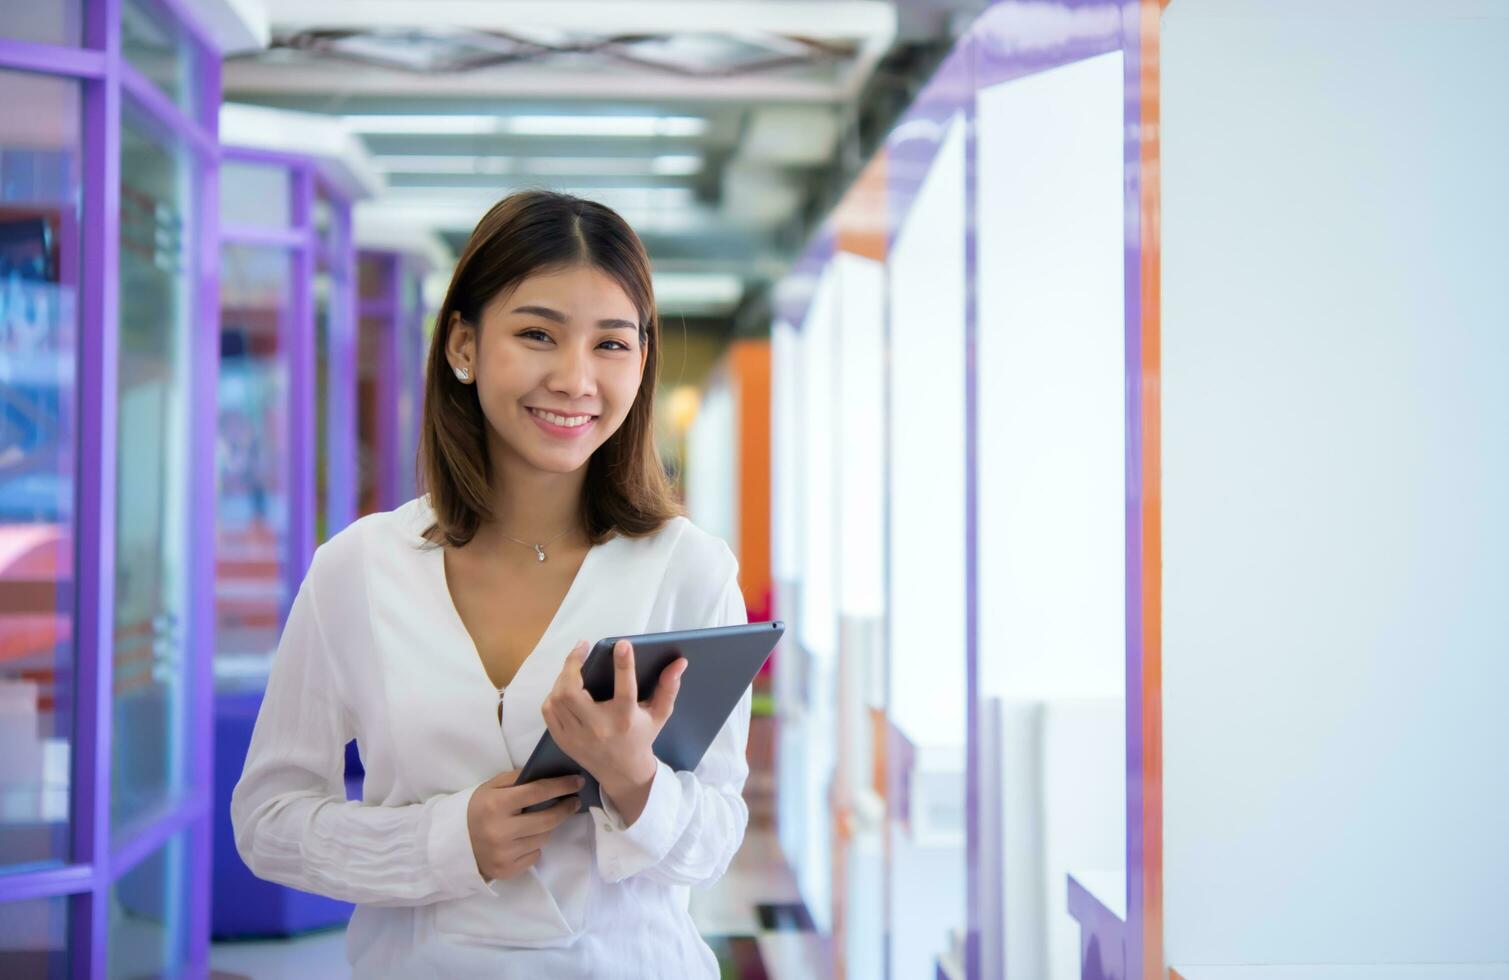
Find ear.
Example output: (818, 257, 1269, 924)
(446, 311, 476, 374)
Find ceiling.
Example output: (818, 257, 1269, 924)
(221, 0, 978, 324)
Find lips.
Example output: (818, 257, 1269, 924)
(525, 406, 598, 438)
(526, 407, 597, 426)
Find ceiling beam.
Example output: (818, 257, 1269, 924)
(259, 1, 896, 39)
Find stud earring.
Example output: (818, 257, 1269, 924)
(455, 367, 470, 382)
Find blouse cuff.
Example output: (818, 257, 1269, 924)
(425, 780, 493, 896)
(592, 760, 682, 881)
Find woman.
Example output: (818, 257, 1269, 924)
(231, 191, 752, 978)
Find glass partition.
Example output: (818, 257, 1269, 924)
(0, 68, 82, 873)
(219, 160, 291, 231)
(313, 184, 354, 542)
(215, 244, 294, 684)
(976, 49, 1128, 980)
(313, 269, 332, 542)
(0, 4, 86, 47)
(0, 894, 68, 975)
(121, 0, 195, 116)
(107, 829, 189, 979)
(0, 2, 219, 972)
(111, 98, 195, 841)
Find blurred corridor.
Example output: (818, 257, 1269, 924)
(3, 1, 1508, 978)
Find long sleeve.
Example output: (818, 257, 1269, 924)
(591, 567, 753, 887)
(230, 561, 494, 907)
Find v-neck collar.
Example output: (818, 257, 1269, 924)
(419, 499, 612, 699)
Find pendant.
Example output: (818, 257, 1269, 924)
(534, 544, 546, 562)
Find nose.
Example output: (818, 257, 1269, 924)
(546, 340, 596, 400)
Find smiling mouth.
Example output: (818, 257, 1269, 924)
(527, 407, 598, 428)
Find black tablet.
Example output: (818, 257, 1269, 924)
(516, 620, 783, 813)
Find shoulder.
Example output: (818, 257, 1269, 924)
(306, 496, 432, 586)
(638, 515, 738, 596)
(603, 514, 736, 584)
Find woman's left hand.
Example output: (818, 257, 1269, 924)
(541, 639, 686, 826)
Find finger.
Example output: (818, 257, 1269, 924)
(507, 774, 588, 809)
(510, 829, 560, 853)
(502, 849, 542, 876)
(513, 796, 583, 835)
(648, 657, 687, 724)
(484, 769, 521, 790)
(611, 639, 637, 709)
(543, 687, 577, 729)
(550, 642, 588, 698)
(545, 696, 585, 742)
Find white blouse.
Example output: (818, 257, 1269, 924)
(230, 495, 752, 979)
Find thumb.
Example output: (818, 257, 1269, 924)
(647, 658, 687, 724)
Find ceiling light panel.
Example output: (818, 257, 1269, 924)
(347, 114, 708, 138)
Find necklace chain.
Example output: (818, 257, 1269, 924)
(498, 524, 575, 563)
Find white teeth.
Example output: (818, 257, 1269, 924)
(530, 408, 592, 427)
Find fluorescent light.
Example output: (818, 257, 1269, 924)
(375, 154, 705, 178)
(651, 154, 703, 176)
(347, 114, 500, 135)
(503, 115, 707, 137)
(379, 185, 698, 210)
(653, 273, 744, 307)
(374, 155, 516, 174)
(346, 114, 708, 138)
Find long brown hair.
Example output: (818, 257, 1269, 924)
(417, 190, 683, 548)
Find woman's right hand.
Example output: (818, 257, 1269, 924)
(465, 770, 585, 882)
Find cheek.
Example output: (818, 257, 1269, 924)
(609, 373, 643, 420)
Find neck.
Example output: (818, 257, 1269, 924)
(472, 448, 591, 553)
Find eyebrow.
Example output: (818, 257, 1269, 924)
(511, 304, 638, 333)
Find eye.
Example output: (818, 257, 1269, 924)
(519, 328, 631, 352)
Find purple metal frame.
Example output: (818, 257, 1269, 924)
(0, 0, 223, 972)
(219, 145, 362, 604)
(331, 187, 358, 533)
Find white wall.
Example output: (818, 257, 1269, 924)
(975, 49, 1128, 980)
(686, 377, 737, 553)
(1163, 0, 1509, 967)
(887, 114, 968, 754)
(800, 264, 841, 665)
(886, 112, 969, 980)
(836, 253, 886, 620)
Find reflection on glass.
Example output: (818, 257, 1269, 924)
(121, 0, 194, 116)
(357, 307, 384, 517)
(312, 191, 334, 259)
(216, 245, 293, 688)
(357, 252, 386, 302)
(0, 69, 81, 872)
(107, 831, 188, 980)
(356, 252, 387, 517)
(0, 895, 68, 976)
(219, 160, 291, 231)
(112, 102, 192, 840)
(313, 271, 330, 543)
(0, 2, 85, 46)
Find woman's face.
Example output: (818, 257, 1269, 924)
(446, 263, 648, 476)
